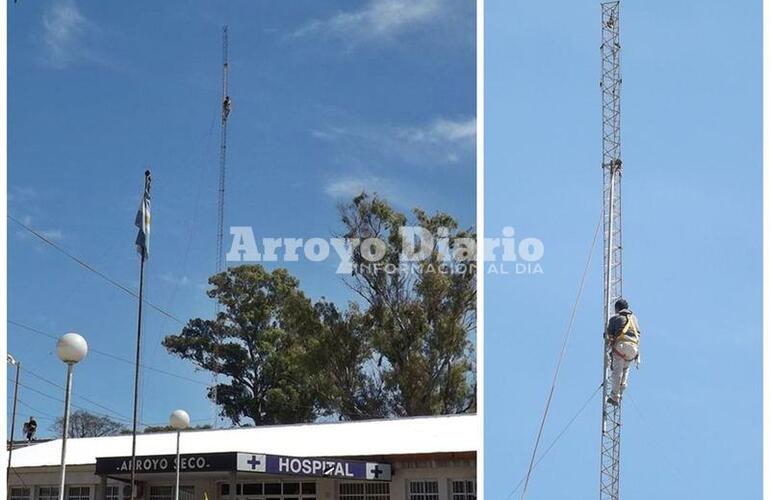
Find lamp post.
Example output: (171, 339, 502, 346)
(56, 333, 88, 500)
(7, 354, 20, 497)
(169, 409, 190, 500)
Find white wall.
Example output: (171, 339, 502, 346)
(9, 458, 476, 500)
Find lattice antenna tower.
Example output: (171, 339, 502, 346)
(599, 2, 623, 499)
(213, 25, 231, 429)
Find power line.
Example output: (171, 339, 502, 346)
(13, 394, 209, 430)
(520, 208, 603, 499)
(13, 398, 60, 421)
(506, 383, 602, 499)
(9, 324, 399, 425)
(13, 380, 175, 429)
(8, 320, 209, 387)
(14, 381, 135, 425)
(9, 320, 389, 420)
(22, 368, 136, 424)
(8, 215, 184, 325)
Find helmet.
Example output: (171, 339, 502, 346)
(614, 298, 629, 312)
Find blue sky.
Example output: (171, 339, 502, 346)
(7, 0, 475, 435)
(485, 0, 761, 498)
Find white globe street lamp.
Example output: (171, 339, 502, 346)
(169, 409, 190, 500)
(56, 333, 88, 500)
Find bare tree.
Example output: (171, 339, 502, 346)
(50, 410, 125, 438)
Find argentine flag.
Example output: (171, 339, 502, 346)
(135, 170, 151, 258)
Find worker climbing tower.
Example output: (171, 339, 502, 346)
(599, 2, 623, 499)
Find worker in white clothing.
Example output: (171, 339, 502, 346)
(605, 298, 640, 406)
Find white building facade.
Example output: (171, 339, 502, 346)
(8, 415, 477, 500)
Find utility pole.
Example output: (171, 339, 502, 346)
(599, 2, 623, 500)
(212, 25, 231, 429)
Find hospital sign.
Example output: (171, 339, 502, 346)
(236, 453, 391, 481)
(95, 452, 391, 481)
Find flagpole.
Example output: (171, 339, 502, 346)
(130, 170, 151, 500)
(130, 250, 144, 500)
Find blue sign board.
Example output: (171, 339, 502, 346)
(236, 452, 391, 481)
(96, 452, 391, 482)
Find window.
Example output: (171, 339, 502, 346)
(38, 486, 59, 500)
(265, 482, 282, 495)
(339, 482, 390, 500)
(105, 486, 120, 500)
(10, 487, 31, 500)
(148, 486, 193, 500)
(408, 480, 439, 500)
(219, 481, 316, 500)
(243, 483, 263, 495)
(451, 480, 476, 500)
(149, 486, 173, 500)
(68, 486, 91, 500)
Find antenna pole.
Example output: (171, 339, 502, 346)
(213, 25, 231, 430)
(217, 25, 230, 278)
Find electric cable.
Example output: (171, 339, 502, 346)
(520, 208, 603, 499)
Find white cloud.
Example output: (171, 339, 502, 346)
(8, 186, 38, 204)
(40, 0, 113, 69)
(396, 118, 476, 144)
(9, 189, 65, 244)
(314, 116, 475, 167)
(13, 215, 64, 243)
(324, 176, 413, 207)
(324, 178, 368, 199)
(42, 0, 87, 68)
(160, 273, 192, 287)
(293, 0, 443, 42)
(38, 229, 64, 241)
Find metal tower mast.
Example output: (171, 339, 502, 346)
(599, 2, 623, 499)
(213, 24, 231, 429)
(217, 25, 230, 278)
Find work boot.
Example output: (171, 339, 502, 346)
(606, 397, 619, 406)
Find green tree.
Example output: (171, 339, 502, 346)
(338, 193, 476, 416)
(312, 300, 388, 420)
(163, 195, 476, 425)
(163, 266, 321, 425)
(50, 410, 125, 438)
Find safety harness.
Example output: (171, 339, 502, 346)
(612, 313, 640, 362)
(615, 314, 639, 345)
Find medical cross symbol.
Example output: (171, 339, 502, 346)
(369, 465, 384, 479)
(247, 455, 261, 470)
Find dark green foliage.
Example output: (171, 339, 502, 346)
(163, 266, 321, 425)
(339, 194, 476, 416)
(163, 195, 475, 425)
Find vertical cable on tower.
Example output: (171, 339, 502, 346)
(599, 2, 623, 499)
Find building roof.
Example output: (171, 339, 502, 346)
(8, 414, 478, 469)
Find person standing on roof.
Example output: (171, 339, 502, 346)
(605, 298, 640, 406)
(23, 416, 37, 441)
